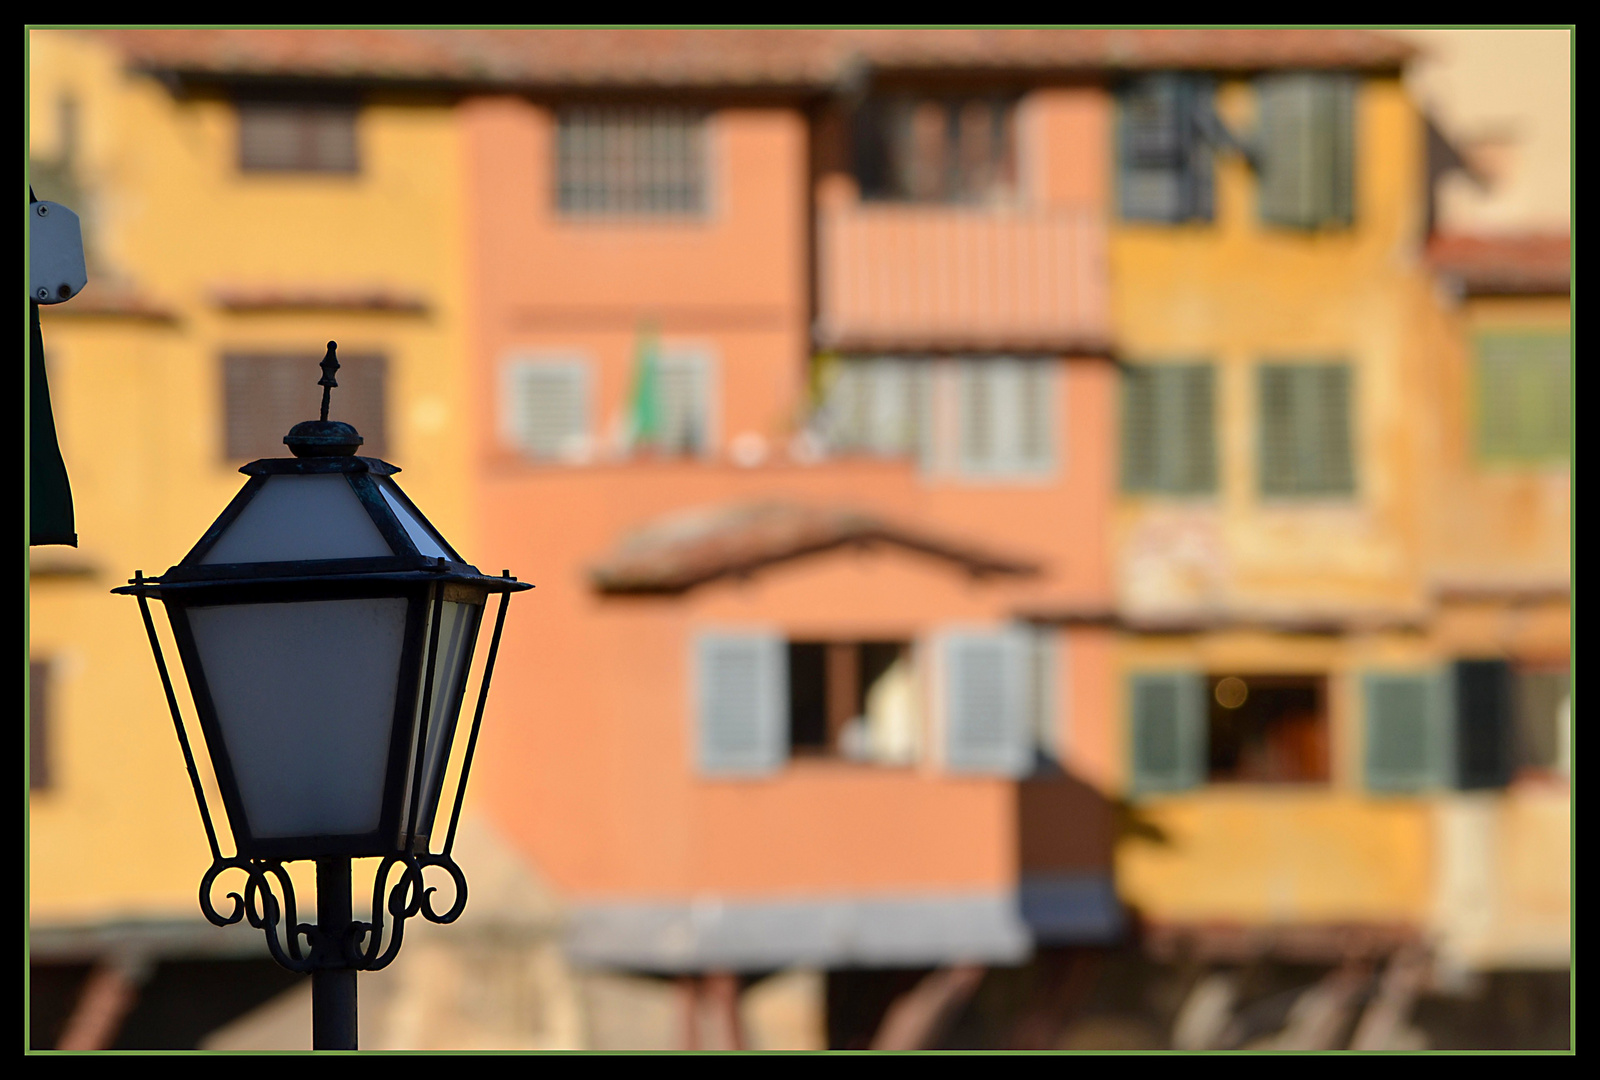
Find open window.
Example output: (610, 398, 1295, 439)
(788, 641, 919, 766)
(1207, 674, 1330, 784)
(853, 94, 1018, 205)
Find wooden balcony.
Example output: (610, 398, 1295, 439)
(815, 203, 1111, 354)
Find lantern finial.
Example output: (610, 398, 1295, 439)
(318, 341, 340, 422)
(284, 341, 364, 457)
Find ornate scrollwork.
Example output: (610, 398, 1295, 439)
(199, 852, 469, 973)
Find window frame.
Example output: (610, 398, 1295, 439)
(222, 351, 388, 463)
(236, 93, 361, 175)
(1116, 73, 1218, 225)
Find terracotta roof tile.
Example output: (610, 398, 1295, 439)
(591, 501, 1039, 594)
(1427, 233, 1571, 296)
(90, 29, 1413, 89)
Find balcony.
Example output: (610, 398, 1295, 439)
(815, 203, 1111, 355)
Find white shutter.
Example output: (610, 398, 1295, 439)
(658, 350, 715, 456)
(695, 633, 787, 776)
(504, 359, 590, 462)
(958, 359, 1054, 477)
(943, 629, 1031, 776)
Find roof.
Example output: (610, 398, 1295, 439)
(90, 29, 1414, 90)
(1427, 233, 1571, 296)
(590, 501, 1039, 595)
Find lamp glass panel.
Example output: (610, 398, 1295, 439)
(201, 474, 392, 564)
(400, 599, 481, 844)
(377, 478, 456, 561)
(189, 597, 409, 840)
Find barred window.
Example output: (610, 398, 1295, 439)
(556, 107, 708, 217)
(238, 98, 359, 173)
(1258, 363, 1355, 497)
(224, 352, 386, 461)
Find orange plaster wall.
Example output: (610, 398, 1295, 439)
(461, 94, 1116, 901)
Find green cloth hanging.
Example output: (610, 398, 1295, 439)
(30, 299, 76, 547)
(629, 322, 662, 450)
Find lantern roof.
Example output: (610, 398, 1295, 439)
(116, 342, 528, 601)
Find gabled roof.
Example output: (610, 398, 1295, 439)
(1427, 233, 1572, 297)
(590, 501, 1039, 595)
(91, 29, 1414, 91)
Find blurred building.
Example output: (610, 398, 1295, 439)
(28, 28, 1569, 1051)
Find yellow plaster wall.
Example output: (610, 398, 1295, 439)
(28, 30, 471, 922)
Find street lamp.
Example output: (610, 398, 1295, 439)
(113, 343, 531, 1050)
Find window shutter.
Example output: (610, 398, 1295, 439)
(239, 101, 357, 173)
(1259, 74, 1355, 228)
(958, 360, 1053, 477)
(224, 353, 386, 461)
(1122, 364, 1215, 494)
(1259, 363, 1354, 496)
(1363, 672, 1449, 792)
(1016, 360, 1056, 473)
(1477, 333, 1571, 461)
(695, 633, 788, 776)
(1454, 660, 1515, 790)
(505, 360, 590, 461)
(1119, 75, 1214, 223)
(658, 351, 713, 456)
(1129, 672, 1205, 794)
(943, 629, 1031, 775)
(30, 660, 49, 791)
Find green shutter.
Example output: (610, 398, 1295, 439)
(1364, 672, 1451, 792)
(1119, 75, 1214, 223)
(1476, 332, 1571, 462)
(1121, 364, 1216, 494)
(1130, 672, 1205, 794)
(1259, 73, 1355, 229)
(1259, 363, 1355, 497)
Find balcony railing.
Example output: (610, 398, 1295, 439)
(816, 203, 1111, 354)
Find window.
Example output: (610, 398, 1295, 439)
(1258, 363, 1354, 497)
(223, 352, 386, 461)
(813, 357, 930, 459)
(854, 95, 1017, 204)
(632, 349, 716, 457)
(1130, 671, 1330, 793)
(238, 96, 359, 173)
(30, 660, 50, 791)
(692, 627, 1048, 777)
(1208, 675, 1329, 784)
(503, 358, 591, 463)
(1476, 332, 1571, 463)
(957, 359, 1055, 477)
(556, 107, 708, 217)
(789, 641, 919, 766)
(1121, 363, 1216, 494)
(1118, 74, 1216, 223)
(1256, 73, 1355, 229)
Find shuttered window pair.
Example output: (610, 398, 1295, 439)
(1259, 363, 1355, 497)
(224, 353, 387, 462)
(1476, 332, 1571, 463)
(238, 99, 359, 174)
(1118, 74, 1216, 223)
(1121, 364, 1216, 494)
(1257, 73, 1356, 229)
(695, 629, 1051, 777)
(503, 359, 592, 462)
(556, 107, 708, 217)
(1129, 665, 1540, 795)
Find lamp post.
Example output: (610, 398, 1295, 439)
(114, 343, 531, 1050)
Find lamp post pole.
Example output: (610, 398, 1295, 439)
(314, 858, 358, 1050)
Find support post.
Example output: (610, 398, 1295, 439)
(313, 858, 358, 1050)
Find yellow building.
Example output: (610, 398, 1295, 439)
(1097, 59, 1568, 1039)
(27, 28, 482, 1046)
